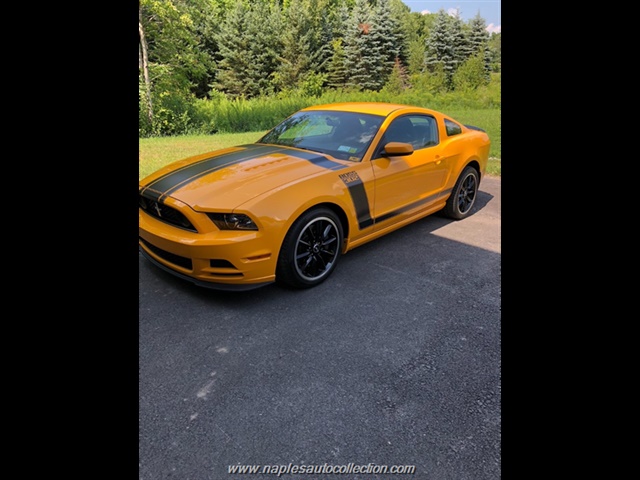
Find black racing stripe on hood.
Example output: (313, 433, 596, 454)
(278, 148, 348, 171)
(141, 144, 282, 200)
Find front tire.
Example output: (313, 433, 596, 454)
(276, 207, 343, 289)
(443, 166, 479, 220)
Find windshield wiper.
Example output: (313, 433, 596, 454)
(294, 145, 328, 155)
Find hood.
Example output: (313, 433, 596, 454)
(139, 144, 346, 210)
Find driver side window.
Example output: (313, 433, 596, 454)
(378, 115, 439, 154)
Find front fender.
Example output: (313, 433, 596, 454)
(234, 173, 359, 255)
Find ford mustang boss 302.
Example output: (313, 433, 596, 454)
(139, 102, 491, 290)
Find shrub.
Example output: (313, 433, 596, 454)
(139, 76, 500, 137)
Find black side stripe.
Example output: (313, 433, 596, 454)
(141, 144, 281, 202)
(375, 188, 453, 224)
(339, 171, 373, 230)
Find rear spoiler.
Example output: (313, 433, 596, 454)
(464, 124, 486, 132)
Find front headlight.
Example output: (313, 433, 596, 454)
(207, 213, 259, 231)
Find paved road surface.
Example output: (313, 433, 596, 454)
(139, 176, 501, 479)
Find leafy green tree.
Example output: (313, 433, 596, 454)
(300, 71, 328, 97)
(139, 0, 214, 135)
(488, 32, 501, 72)
(381, 57, 410, 94)
(408, 11, 436, 40)
(407, 36, 426, 75)
(410, 62, 447, 94)
(139, 0, 212, 92)
(452, 50, 489, 91)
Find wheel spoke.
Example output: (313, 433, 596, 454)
(310, 222, 321, 241)
(293, 215, 341, 282)
(303, 254, 314, 269)
(457, 174, 476, 213)
(296, 251, 311, 261)
(322, 236, 336, 246)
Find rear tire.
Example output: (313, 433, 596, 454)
(276, 207, 343, 289)
(443, 166, 479, 220)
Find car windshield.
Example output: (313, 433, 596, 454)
(258, 110, 384, 162)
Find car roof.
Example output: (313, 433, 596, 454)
(302, 102, 438, 117)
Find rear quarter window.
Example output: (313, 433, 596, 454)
(444, 119, 462, 136)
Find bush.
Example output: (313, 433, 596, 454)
(139, 75, 501, 137)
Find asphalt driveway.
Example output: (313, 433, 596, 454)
(139, 175, 501, 479)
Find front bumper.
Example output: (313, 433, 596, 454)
(139, 209, 278, 290)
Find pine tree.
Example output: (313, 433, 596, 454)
(306, 0, 334, 74)
(370, 0, 402, 84)
(214, 1, 252, 97)
(388, 0, 410, 64)
(273, 0, 313, 91)
(449, 10, 469, 72)
(468, 12, 492, 82)
(327, 38, 348, 88)
(425, 9, 458, 90)
(215, 0, 280, 97)
(329, 0, 351, 41)
(343, 0, 385, 91)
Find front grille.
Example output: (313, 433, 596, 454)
(139, 194, 197, 232)
(139, 237, 193, 270)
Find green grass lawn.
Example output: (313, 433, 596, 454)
(139, 131, 266, 180)
(139, 110, 501, 179)
(443, 108, 500, 176)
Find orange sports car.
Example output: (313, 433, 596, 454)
(139, 102, 491, 290)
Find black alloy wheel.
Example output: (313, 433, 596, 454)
(443, 166, 480, 220)
(277, 208, 343, 288)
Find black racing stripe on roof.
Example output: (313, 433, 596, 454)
(141, 144, 280, 200)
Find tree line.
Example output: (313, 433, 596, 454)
(139, 0, 501, 136)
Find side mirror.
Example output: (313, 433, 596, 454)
(382, 142, 413, 157)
